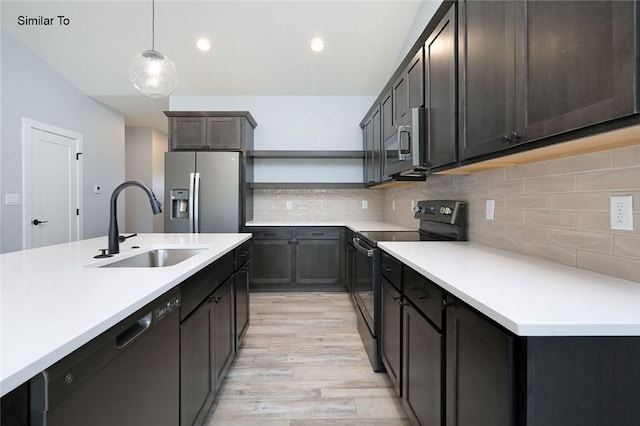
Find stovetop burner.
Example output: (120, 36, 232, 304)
(357, 200, 467, 246)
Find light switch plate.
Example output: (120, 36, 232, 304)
(610, 196, 633, 230)
(5, 194, 21, 206)
(286, 200, 292, 210)
(362, 200, 368, 209)
(486, 200, 495, 220)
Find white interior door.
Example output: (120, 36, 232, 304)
(23, 119, 83, 249)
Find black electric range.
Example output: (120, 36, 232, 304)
(352, 200, 466, 372)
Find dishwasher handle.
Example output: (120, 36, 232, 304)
(116, 312, 152, 349)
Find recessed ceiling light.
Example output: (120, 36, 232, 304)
(310, 37, 324, 52)
(196, 38, 211, 51)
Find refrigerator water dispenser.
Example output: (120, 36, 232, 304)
(170, 189, 189, 219)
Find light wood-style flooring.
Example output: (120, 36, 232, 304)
(204, 292, 410, 426)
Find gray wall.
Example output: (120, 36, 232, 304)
(124, 127, 167, 233)
(1, 30, 125, 253)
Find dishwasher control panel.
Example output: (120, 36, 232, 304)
(153, 295, 181, 321)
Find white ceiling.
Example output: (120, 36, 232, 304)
(2, 0, 428, 132)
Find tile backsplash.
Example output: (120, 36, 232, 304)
(383, 144, 640, 283)
(253, 188, 384, 222)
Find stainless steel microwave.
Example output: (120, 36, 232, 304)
(383, 108, 426, 177)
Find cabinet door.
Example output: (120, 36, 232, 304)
(180, 303, 212, 426)
(234, 261, 250, 348)
(524, 1, 637, 142)
(403, 302, 442, 426)
(407, 49, 424, 110)
(250, 239, 294, 285)
(381, 89, 396, 140)
(446, 299, 514, 426)
(211, 278, 234, 393)
(171, 117, 207, 150)
(380, 277, 402, 396)
(206, 117, 243, 150)
(393, 74, 408, 125)
(363, 106, 382, 186)
(425, 5, 458, 170)
(295, 239, 342, 285)
(458, 0, 524, 160)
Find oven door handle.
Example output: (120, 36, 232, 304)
(352, 237, 374, 257)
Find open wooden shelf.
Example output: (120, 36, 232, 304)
(248, 150, 364, 159)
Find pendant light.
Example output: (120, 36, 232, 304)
(129, 0, 177, 98)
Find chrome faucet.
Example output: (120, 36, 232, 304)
(108, 181, 162, 254)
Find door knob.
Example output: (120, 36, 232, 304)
(32, 219, 48, 225)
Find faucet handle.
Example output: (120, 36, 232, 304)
(94, 248, 113, 259)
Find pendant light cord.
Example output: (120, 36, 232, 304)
(151, 0, 155, 52)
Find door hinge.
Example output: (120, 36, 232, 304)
(76, 152, 83, 160)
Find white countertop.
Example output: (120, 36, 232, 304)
(379, 241, 640, 337)
(0, 233, 250, 397)
(246, 220, 414, 232)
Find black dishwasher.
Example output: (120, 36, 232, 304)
(30, 290, 181, 426)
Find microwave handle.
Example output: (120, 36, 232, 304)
(398, 125, 411, 161)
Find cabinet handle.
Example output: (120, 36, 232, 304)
(393, 295, 401, 301)
(311, 232, 324, 236)
(263, 233, 276, 237)
(502, 131, 522, 145)
(407, 286, 429, 300)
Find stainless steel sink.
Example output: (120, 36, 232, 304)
(99, 248, 206, 268)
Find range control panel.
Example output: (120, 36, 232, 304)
(414, 200, 466, 225)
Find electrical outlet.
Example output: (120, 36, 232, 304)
(392, 200, 396, 211)
(362, 200, 368, 209)
(286, 200, 292, 210)
(486, 199, 495, 220)
(610, 196, 633, 230)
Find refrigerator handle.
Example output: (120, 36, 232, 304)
(188, 172, 196, 233)
(193, 172, 201, 233)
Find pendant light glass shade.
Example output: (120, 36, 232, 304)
(130, 50, 177, 98)
(130, 0, 177, 98)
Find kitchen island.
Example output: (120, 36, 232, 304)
(0, 232, 251, 398)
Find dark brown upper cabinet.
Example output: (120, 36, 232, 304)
(425, 3, 458, 171)
(458, 0, 523, 160)
(393, 49, 425, 127)
(165, 111, 257, 152)
(524, 1, 638, 142)
(381, 88, 396, 141)
(363, 105, 382, 186)
(459, 0, 639, 161)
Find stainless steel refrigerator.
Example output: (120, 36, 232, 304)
(164, 151, 248, 233)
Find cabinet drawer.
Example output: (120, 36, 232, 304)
(295, 227, 342, 240)
(403, 266, 443, 330)
(250, 227, 294, 240)
(180, 252, 234, 321)
(380, 251, 401, 290)
(234, 241, 250, 268)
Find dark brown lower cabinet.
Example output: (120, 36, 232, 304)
(403, 302, 443, 426)
(179, 247, 250, 426)
(234, 260, 250, 349)
(250, 239, 294, 285)
(446, 297, 640, 426)
(212, 278, 234, 393)
(180, 300, 212, 426)
(445, 298, 514, 426)
(250, 227, 344, 291)
(380, 276, 402, 395)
